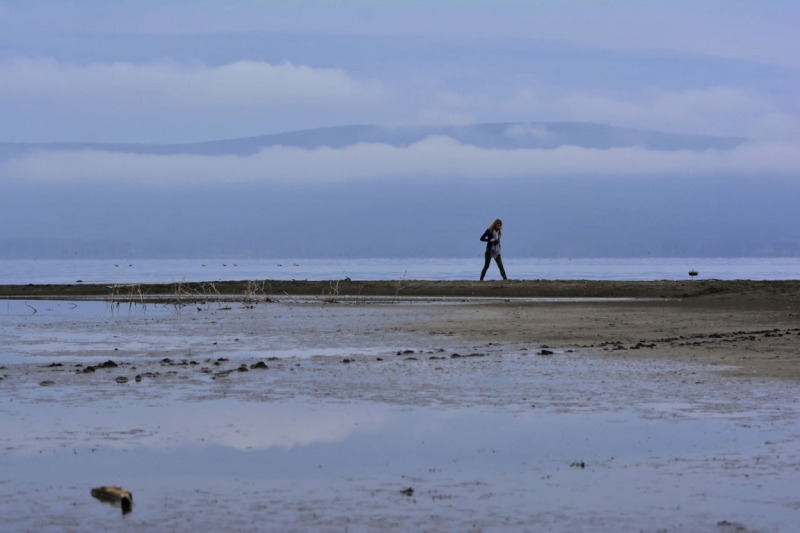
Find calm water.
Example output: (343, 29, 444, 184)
(1, 257, 799, 284)
(3, 395, 799, 531)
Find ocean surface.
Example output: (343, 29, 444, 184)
(1, 257, 799, 285)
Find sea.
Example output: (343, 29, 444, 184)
(1, 257, 799, 285)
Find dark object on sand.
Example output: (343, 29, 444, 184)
(539, 349, 554, 355)
(250, 361, 268, 369)
(689, 269, 698, 280)
(115, 376, 129, 384)
(570, 461, 586, 469)
(91, 486, 133, 514)
(98, 360, 118, 369)
(400, 487, 414, 496)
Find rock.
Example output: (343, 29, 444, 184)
(400, 487, 414, 496)
(539, 350, 554, 355)
(134, 375, 142, 382)
(342, 358, 352, 363)
(570, 461, 586, 469)
(91, 486, 133, 514)
(237, 364, 249, 372)
(98, 360, 118, 369)
(115, 376, 129, 384)
(250, 361, 268, 369)
(39, 380, 55, 386)
(45, 363, 63, 368)
(82, 366, 96, 373)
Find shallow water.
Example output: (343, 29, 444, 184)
(2, 391, 798, 532)
(2, 256, 799, 284)
(1, 299, 799, 531)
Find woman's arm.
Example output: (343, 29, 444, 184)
(480, 229, 491, 242)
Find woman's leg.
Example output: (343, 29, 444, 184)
(494, 255, 507, 280)
(480, 250, 491, 280)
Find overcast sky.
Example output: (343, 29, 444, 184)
(1, 0, 798, 144)
(0, 0, 798, 258)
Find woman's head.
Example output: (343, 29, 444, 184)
(489, 218, 503, 235)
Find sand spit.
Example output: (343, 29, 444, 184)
(3, 279, 798, 381)
(3, 278, 800, 301)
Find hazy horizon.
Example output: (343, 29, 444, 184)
(1, 1, 798, 260)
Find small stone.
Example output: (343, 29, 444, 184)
(115, 376, 129, 384)
(400, 487, 414, 496)
(39, 380, 55, 386)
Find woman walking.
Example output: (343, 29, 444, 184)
(480, 219, 507, 280)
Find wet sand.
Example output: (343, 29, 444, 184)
(3, 278, 800, 300)
(3, 279, 799, 380)
(1, 281, 799, 531)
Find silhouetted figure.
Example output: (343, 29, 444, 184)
(480, 219, 507, 280)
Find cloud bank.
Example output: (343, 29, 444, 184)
(421, 86, 799, 141)
(5, 136, 799, 185)
(0, 58, 387, 110)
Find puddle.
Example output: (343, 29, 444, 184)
(1, 395, 798, 532)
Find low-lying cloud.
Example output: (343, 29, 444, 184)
(4, 136, 799, 185)
(0, 58, 387, 110)
(425, 86, 800, 142)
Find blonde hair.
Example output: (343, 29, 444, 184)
(488, 218, 503, 236)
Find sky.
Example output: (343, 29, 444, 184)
(0, 0, 798, 259)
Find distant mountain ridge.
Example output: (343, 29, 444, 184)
(0, 123, 746, 161)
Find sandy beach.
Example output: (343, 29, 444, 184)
(1, 280, 799, 531)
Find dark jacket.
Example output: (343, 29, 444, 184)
(480, 229, 499, 252)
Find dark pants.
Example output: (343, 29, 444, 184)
(480, 251, 507, 280)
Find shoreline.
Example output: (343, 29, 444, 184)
(3, 279, 800, 300)
(2, 279, 798, 382)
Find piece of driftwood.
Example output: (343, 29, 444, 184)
(91, 486, 133, 514)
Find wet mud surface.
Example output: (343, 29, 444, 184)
(3, 278, 800, 301)
(1, 292, 799, 532)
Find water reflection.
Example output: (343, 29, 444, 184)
(2, 398, 797, 531)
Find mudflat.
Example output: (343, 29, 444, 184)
(2, 278, 800, 300)
(3, 279, 798, 381)
(2, 280, 799, 531)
